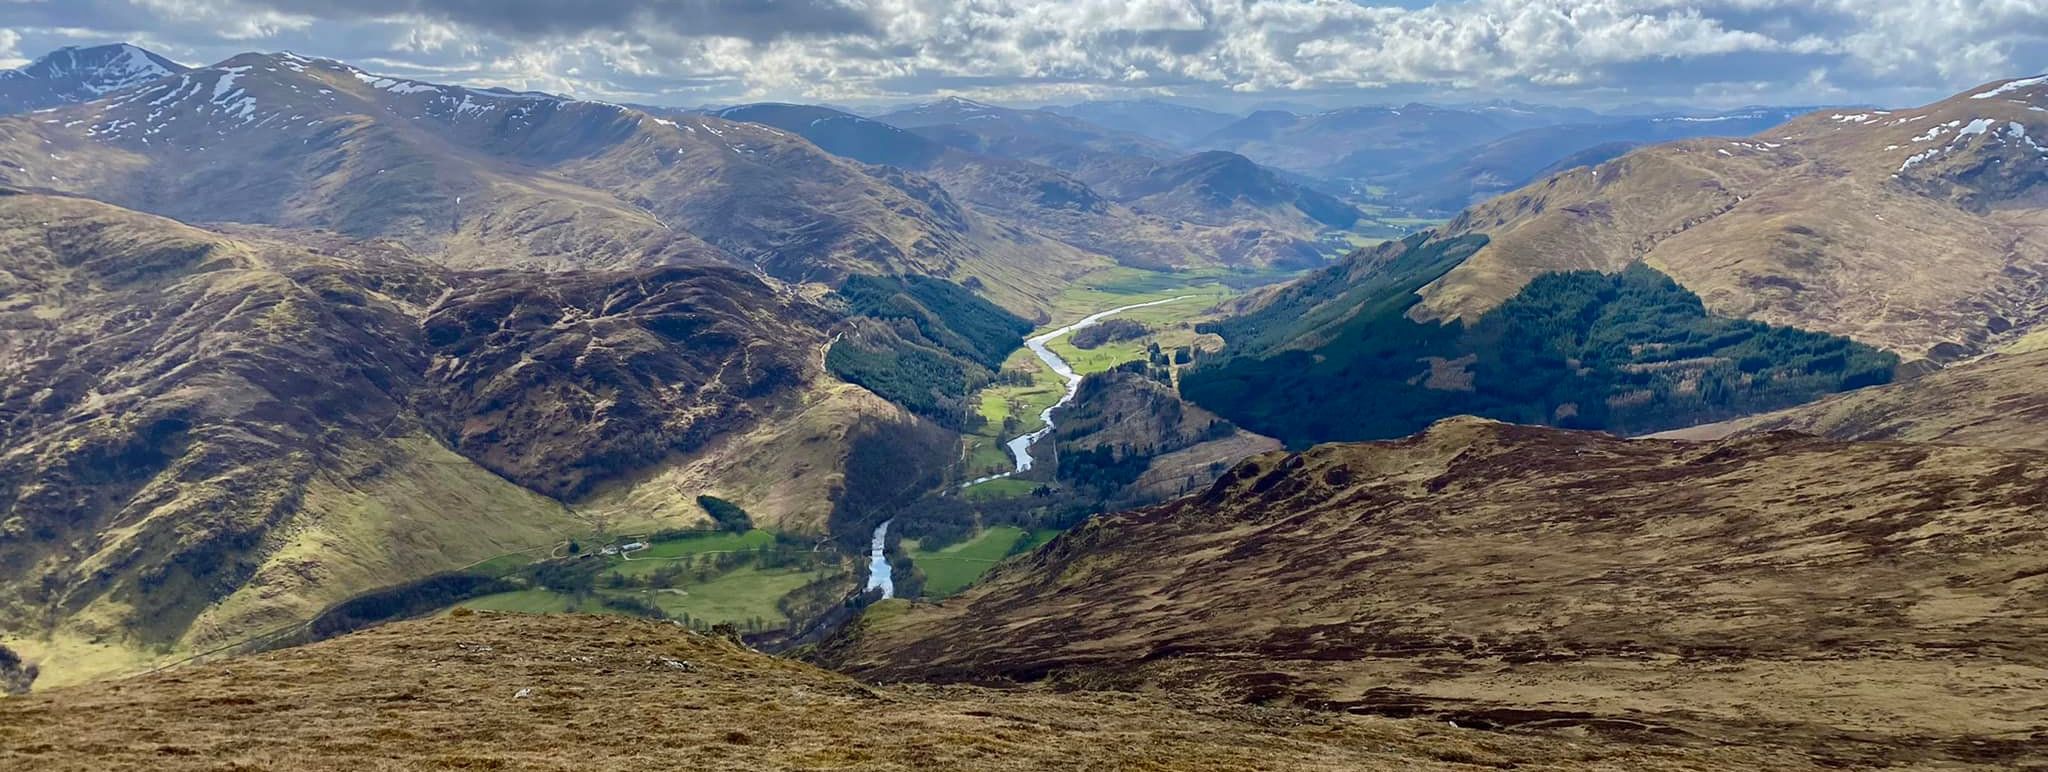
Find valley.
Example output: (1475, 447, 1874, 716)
(1, 31, 2046, 772)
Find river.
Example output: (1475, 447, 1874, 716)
(963, 295, 1192, 485)
(864, 519, 894, 599)
(869, 295, 1194, 595)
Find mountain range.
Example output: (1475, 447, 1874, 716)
(3, 38, 2047, 771)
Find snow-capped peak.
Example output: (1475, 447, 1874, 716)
(6, 44, 184, 95)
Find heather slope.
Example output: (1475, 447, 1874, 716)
(827, 419, 2048, 768)
(0, 612, 1831, 771)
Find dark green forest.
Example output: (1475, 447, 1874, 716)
(826, 275, 1032, 429)
(1184, 243, 1898, 446)
(835, 274, 1032, 370)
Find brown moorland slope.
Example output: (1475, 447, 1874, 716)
(0, 612, 1831, 771)
(1418, 75, 2048, 360)
(0, 189, 856, 687)
(1656, 349, 2048, 448)
(824, 418, 2048, 768)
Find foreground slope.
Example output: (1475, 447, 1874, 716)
(1658, 349, 2048, 448)
(0, 612, 1827, 771)
(1418, 76, 2048, 360)
(826, 419, 2048, 768)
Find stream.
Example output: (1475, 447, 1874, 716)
(867, 296, 1195, 595)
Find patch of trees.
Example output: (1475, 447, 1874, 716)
(828, 275, 1032, 429)
(696, 495, 753, 532)
(302, 572, 516, 643)
(826, 328, 981, 429)
(1070, 318, 1150, 349)
(826, 417, 963, 554)
(0, 644, 37, 695)
(835, 274, 1031, 369)
(1059, 444, 1155, 493)
(1185, 254, 1899, 446)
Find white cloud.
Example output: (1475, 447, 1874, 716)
(0, 29, 24, 69)
(6, 0, 2046, 108)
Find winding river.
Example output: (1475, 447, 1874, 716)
(868, 295, 1193, 596)
(967, 295, 1193, 484)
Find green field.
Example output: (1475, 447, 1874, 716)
(1045, 268, 1233, 327)
(460, 565, 819, 629)
(963, 348, 1066, 478)
(460, 589, 584, 615)
(906, 526, 1064, 597)
(1043, 293, 1232, 376)
(638, 566, 818, 625)
(458, 529, 823, 630)
(632, 529, 775, 559)
(961, 477, 1039, 501)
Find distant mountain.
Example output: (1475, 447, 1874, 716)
(1102, 149, 1361, 230)
(1194, 103, 1534, 178)
(722, 101, 1366, 269)
(0, 44, 185, 114)
(824, 417, 2048, 768)
(1046, 99, 1239, 147)
(1379, 107, 1816, 211)
(876, 97, 1179, 188)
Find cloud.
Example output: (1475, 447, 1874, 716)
(2, 0, 2044, 108)
(0, 28, 23, 69)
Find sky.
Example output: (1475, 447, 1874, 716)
(1, 0, 2045, 111)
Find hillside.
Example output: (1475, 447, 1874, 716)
(1103, 150, 1363, 233)
(1417, 76, 2048, 360)
(1051, 367, 1280, 507)
(715, 103, 1280, 270)
(1657, 349, 2048, 448)
(0, 189, 854, 687)
(824, 418, 2048, 768)
(0, 44, 186, 114)
(0, 51, 1079, 297)
(0, 612, 1829, 771)
(1183, 234, 1896, 446)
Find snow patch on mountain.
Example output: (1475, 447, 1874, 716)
(1971, 76, 2048, 100)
